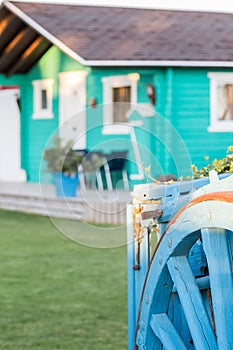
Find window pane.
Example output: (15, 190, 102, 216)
(41, 89, 48, 110)
(112, 86, 131, 122)
(217, 83, 233, 121)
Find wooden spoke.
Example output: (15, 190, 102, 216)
(150, 313, 187, 350)
(167, 256, 217, 350)
(202, 228, 233, 349)
(135, 196, 233, 350)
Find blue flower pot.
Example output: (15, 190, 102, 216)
(53, 172, 79, 197)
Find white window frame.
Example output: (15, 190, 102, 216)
(32, 79, 54, 119)
(101, 73, 139, 134)
(208, 72, 233, 132)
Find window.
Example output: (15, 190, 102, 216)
(208, 73, 233, 132)
(32, 79, 54, 119)
(112, 86, 131, 122)
(102, 74, 139, 134)
(41, 89, 48, 109)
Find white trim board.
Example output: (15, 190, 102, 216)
(208, 72, 233, 132)
(32, 79, 54, 119)
(4, 1, 233, 68)
(85, 60, 233, 67)
(102, 73, 139, 128)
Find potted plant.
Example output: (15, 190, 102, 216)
(43, 135, 83, 197)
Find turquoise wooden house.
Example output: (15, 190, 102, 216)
(1, 1, 233, 185)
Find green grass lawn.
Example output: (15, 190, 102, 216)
(0, 210, 128, 349)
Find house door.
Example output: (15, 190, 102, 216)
(0, 88, 26, 182)
(59, 71, 88, 149)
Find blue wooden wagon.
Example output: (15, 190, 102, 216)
(127, 172, 233, 349)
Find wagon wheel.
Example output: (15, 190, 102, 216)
(136, 192, 233, 350)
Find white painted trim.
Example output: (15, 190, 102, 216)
(0, 89, 19, 97)
(126, 103, 155, 118)
(208, 124, 233, 132)
(0, 88, 26, 182)
(58, 70, 88, 79)
(102, 73, 139, 132)
(208, 72, 233, 132)
(208, 72, 233, 80)
(101, 120, 143, 132)
(32, 79, 54, 119)
(129, 120, 143, 126)
(102, 124, 130, 135)
(129, 126, 145, 181)
(85, 60, 233, 67)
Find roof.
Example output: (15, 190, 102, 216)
(1, 1, 233, 75)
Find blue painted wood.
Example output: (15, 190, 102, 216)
(169, 284, 191, 349)
(168, 293, 194, 349)
(127, 205, 151, 350)
(227, 229, 233, 260)
(188, 238, 207, 277)
(136, 228, 200, 349)
(202, 228, 233, 349)
(127, 205, 136, 350)
(201, 290, 215, 335)
(136, 264, 174, 350)
(173, 275, 210, 292)
(135, 229, 150, 319)
(133, 174, 232, 224)
(135, 198, 233, 349)
(129, 177, 233, 349)
(150, 313, 187, 350)
(167, 256, 217, 350)
(133, 173, 230, 202)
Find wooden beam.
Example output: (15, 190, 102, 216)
(0, 27, 38, 71)
(167, 256, 218, 350)
(6, 37, 52, 76)
(0, 14, 25, 54)
(202, 228, 233, 349)
(0, 7, 9, 22)
(150, 313, 187, 350)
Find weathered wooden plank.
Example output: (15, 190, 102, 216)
(202, 228, 233, 349)
(0, 15, 25, 55)
(135, 197, 233, 350)
(0, 27, 38, 70)
(168, 293, 194, 348)
(7, 37, 52, 76)
(167, 256, 217, 350)
(136, 265, 174, 350)
(173, 275, 210, 292)
(133, 173, 230, 202)
(150, 313, 187, 350)
(135, 227, 150, 318)
(127, 205, 136, 350)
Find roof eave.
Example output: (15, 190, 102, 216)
(86, 60, 233, 67)
(3, 1, 233, 68)
(3, 0, 88, 66)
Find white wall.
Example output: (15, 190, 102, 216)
(0, 89, 26, 182)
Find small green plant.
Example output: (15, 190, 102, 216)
(43, 135, 83, 175)
(144, 146, 233, 183)
(82, 153, 107, 172)
(191, 145, 233, 179)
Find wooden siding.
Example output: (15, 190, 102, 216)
(172, 68, 233, 172)
(1, 47, 233, 183)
